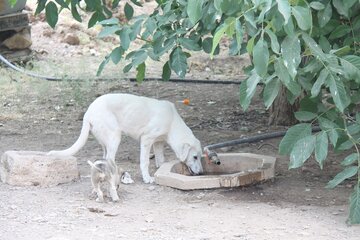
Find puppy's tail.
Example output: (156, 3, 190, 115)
(48, 120, 91, 157)
(87, 160, 104, 172)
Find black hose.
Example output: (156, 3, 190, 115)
(205, 126, 321, 150)
(0, 53, 245, 84)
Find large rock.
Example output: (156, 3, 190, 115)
(0, 151, 79, 187)
(62, 33, 80, 45)
(2, 27, 32, 50)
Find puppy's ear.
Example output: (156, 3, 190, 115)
(179, 143, 191, 162)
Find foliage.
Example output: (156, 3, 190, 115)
(33, 0, 360, 223)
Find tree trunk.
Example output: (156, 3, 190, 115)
(268, 86, 300, 126)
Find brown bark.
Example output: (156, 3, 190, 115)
(268, 86, 300, 126)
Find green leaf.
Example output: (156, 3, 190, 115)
(202, 38, 215, 54)
(244, 11, 257, 29)
(130, 50, 148, 66)
(319, 35, 331, 53)
(130, 0, 143, 7)
(348, 124, 360, 135)
(326, 166, 358, 188)
(331, 46, 351, 56)
(349, 184, 360, 224)
(283, 17, 295, 36)
(317, 2, 332, 27)
(246, 35, 256, 53)
(279, 123, 312, 155)
(338, 140, 354, 151)
(328, 129, 339, 147)
(253, 38, 269, 77)
(110, 47, 124, 64)
(187, 0, 203, 25)
(124, 3, 134, 21)
(55, 0, 69, 9)
(96, 56, 110, 76)
(129, 19, 143, 41)
(211, 24, 227, 57)
(276, 0, 291, 24)
(274, 58, 301, 96)
(235, 19, 243, 52)
(292, 6, 312, 31)
(123, 63, 133, 73)
(329, 25, 351, 40)
(170, 47, 188, 78)
(315, 131, 328, 169)
(311, 68, 328, 97)
(239, 79, 249, 110)
(310, 2, 325, 10)
(265, 29, 280, 54)
(332, 0, 356, 18)
(88, 12, 99, 28)
(45, 2, 58, 29)
(112, 0, 121, 8)
(179, 38, 201, 51)
(356, 113, 360, 125)
(294, 111, 317, 121)
(98, 25, 121, 38)
(136, 63, 146, 82)
(281, 34, 301, 79)
(35, 0, 47, 15)
(341, 153, 359, 166)
(162, 61, 171, 81)
(99, 18, 119, 26)
(340, 55, 360, 82)
(263, 77, 280, 109)
(9, 0, 17, 7)
(120, 27, 131, 50)
(302, 33, 326, 61)
(246, 71, 261, 100)
(289, 135, 316, 169)
(239, 72, 261, 111)
(211, 18, 236, 57)
(216, 0, 242, 15)
(328, 74, 351, 113)
(71, 1, 82, 22)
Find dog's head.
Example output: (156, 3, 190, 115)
(179, 139, 203, 175)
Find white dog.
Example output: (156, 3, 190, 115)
(48, 93, 203, 183)
(87, 160, 133, 202)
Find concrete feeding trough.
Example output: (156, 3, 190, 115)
(0, 151, 79, 187)
(155, 153, 276, 190)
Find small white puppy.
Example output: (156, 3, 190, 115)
(48, 93, 203, 183)
(87, 160, 133, 202)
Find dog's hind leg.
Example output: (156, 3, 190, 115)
(153, 141, 165, 168)
(140, 136, 155, 184)
(91, 113, 121, 162)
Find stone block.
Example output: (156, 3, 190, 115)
(155, 153, 276, 190)
(0, 151, 79, 187)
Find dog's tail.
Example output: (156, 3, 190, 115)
(48, 120, 91, 157)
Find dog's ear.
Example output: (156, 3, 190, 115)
(179, 143, 191, 162)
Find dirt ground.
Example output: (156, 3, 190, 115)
(1, 1, 360, 239)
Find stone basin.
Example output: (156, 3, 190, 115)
(154, 153, 276, 190)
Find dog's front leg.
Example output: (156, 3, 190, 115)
(140, 137, 154, 184)
(93, 183, 104, 202)
(153, 142, 165, 168)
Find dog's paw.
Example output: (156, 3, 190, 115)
(143, 176, 155, 184)
(95, 197, 104, 203)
